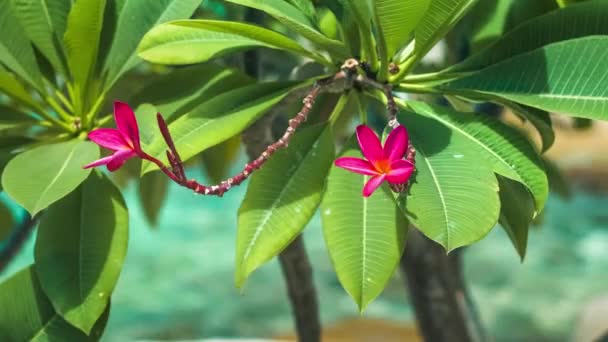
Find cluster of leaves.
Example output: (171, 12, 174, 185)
(135, 0, 608, 311)
(0, 0, 202, 338)
(0, 0, 606, 339)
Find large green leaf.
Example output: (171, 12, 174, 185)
(35, 171, 128, 334)
(286, 0, 317, 21)
(414, 0, 479, 57)
(131, 63, 250, 121)
(438, 37, 608, 120)
(0, 266, 109, 341)
(200, 135, 242, 184)
(452, 0, 608, 72)
(407, 100, 548, 212)
(224, 0, 347, 58)
(1, 139, 99, 216)
(102, 0, 200, 89)
(0, 0, 43, 90)
(236, 124, 334, 287)
(397, 110, 500, 251)
(138, 20, 331, 67)
(498, 176, 533, 261)
(141, 81, 306, 175)
(64, 0, 106, 111)
(321, 138, 407, 310)
(13, 0, 71, 75)
(374, 0, 430, 58)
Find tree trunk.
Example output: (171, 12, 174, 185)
(401, 229, 485, 342)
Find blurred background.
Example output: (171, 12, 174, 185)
(1, 0, 608, 341)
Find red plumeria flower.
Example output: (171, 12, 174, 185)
(335, 125, 415, 197)
(83, 101, 143, 171)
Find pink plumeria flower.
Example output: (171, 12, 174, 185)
(335, 125, 415, 197)
(83, 101, 143, 171)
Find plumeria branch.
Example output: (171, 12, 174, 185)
(85, 58, 416, 197)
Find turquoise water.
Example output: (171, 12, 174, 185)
(2, 159, 608, 340)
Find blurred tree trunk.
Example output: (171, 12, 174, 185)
(401, 229, 485, 342)
(241, 9, 321, 341)
(0, 213, 37, 274)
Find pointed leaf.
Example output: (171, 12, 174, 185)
(224, 0, 347, 58)
(286, 0, 317, 21)
(131, 63, 250, 121)
(407, 100, 548, 212)
(498, 176, 533, 261)
(138, 20, 331, 67)
(1, 140, 99, 216)
(439, 37, 608, 120)
(13, 0, 71, 75)
(321, 137, 407, 310)
(414, 0, 479, 56)
(141, 81, 307, 175)
(236, 124, 334, 287)
(0, 266, 109, 341)
(374, 0, 431, 58)
(0, 0, 43, 90)
(64, 0, 106, 106)
(398, 110, 500, 250)
(452, 0, 608, 72)
(35, 171, 128, 334)
(103, 0, 200, 89)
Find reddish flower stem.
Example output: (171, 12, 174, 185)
(143, 84, 323, 197)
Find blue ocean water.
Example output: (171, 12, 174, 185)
(2, 160, 608, 340)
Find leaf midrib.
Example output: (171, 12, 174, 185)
(33, 143, 79, 213)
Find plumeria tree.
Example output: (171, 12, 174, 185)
(0, 0, 607, 340)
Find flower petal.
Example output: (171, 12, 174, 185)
(88, 128, 129, 151)
(335, 157, 379, 176)
(83, 155, 114, 169)
(356, 125, 383, 163)
(383, 125, 409, 162)
(363, 174, 386, 197)
(386, 160, 415, 184)
(114, 101, 141, 152)
(106, 149, 136, 172)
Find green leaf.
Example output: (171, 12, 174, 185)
(407, 100, 548, 212)
(0, 266, 109, 341)
(0, 0, 43, 90)
(0, 65, 40, 110)
(64, 0, 106, 110)
(398, 109, 500, 250)
(0, 200, 14, 241)
(438, 37, 608, 120)
(452, 0, 608, 72)
(12, 0, 71, 75)
(286, 0, 317, 21)
(224, 0, 347, 58)
(506, 101, 555, 153)
(35, 171, 128, 334)
(1, 139, 99, 216)
(141, 81, 306, 175)
(201, 135, 242, 184)
(131, 63, 250, 121)
(138, 20, 332, 67)
(138, 171, 168, 226)
(102, 0, 200, 90)
(321, 138, 407, 310)
(498, 176, 533, 261)
(236, 124, 334, 287)
(374, 0, 430, 58)
(414, 0, 479, 57)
